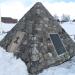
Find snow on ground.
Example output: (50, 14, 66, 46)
(0, 22, 16, 32)
(39, 57, 75, 75)
(61, 22, 75, 42)
(0, 47, 28, 75)
(1, 46, 75, 75)
(0, 22, 16, 41)
(0, 22, 75, 75)
(0, 34, 6, 41)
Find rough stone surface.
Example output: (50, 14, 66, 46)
(0, 2, 75, 75)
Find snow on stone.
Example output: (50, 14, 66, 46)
(0, 47, 28, 75)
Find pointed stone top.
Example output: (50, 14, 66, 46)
(35, 2, 42, 4)
(26, 2, 52, 18)
(35, 2, 43, 5)
(32, 2, 44, 8)
(6, 2, 53, 33)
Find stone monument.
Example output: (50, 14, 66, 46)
(0, 2, 75, 75)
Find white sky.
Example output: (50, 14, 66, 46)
(1, 0, 75, 20)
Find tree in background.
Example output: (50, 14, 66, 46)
(72, 19, 75, 22)
(61, 14, 70, 22)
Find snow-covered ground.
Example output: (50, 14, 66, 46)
(0, 22, 15, 41)
(0, 22, 75, 75)
(39, 56, 75, 75)
(1, 47, 75, 75)
(61, 22, 75, 42)
(0, 47, 28, 75)
(0, 22, 15, 32)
